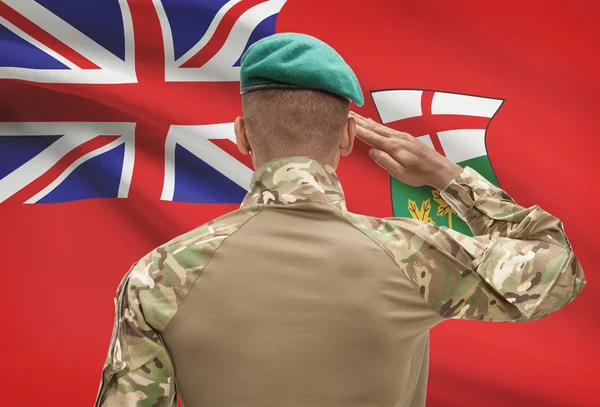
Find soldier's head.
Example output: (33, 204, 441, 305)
(234, 88, 356, 169)
(235, 32, 363, 170)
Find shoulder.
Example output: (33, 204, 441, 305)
(339, 207, 483, 260)
(336, 207, 424, 249)
(125, 204, 263, 330)
(335, 207, 491, 320)
(334, 207, 486, 281)
(334, 208, 417, 260)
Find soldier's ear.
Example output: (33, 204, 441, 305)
(234, 116, 251, 155)
(339, 116, 356, 156)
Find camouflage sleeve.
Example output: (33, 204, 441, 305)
(381, 166, 586, 322)
(94, 262, 177, 407)
(440, 166, 578, 248)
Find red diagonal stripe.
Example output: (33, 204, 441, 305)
(4, 135, 119, 205)
(210, 139, 253, 169)
(0, 3, 100, 70)
(180, 0, 266, 68)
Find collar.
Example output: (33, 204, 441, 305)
(240, 155, 346, 209)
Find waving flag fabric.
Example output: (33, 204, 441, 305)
(372, 89, 502, 235)
(0, 1, 597, 406)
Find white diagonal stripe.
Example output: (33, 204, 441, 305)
(200, 0, 286, 73)
(0, 132, 96, 203)
(0, 122, 136, 203)
(0, 16, 79, 70)
(167, 0, 286, 82)
(161, 123, 253, 201)
(175, 0, 242, 66)
(4, 0, 127, 71)
(25, 137, 126, 203)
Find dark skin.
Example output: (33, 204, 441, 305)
(233, 115, 356, 169)
(234, 110, 462, 191)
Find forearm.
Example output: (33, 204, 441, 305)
(437, 166, 586, 320)
(440, 166, 573, 248)
(95, 264, 177, 407)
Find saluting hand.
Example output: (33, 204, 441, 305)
(349, 111, 463, 191)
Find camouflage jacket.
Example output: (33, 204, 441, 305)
(94, 155, 586, 407)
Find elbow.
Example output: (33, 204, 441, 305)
(556, 252, 587, 306)
(566, 255, 587, 302)
(526, 252, 586, 320)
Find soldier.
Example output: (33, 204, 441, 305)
(95, 33, 586, 407)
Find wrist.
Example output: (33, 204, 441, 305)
(429, 163, 463, 190)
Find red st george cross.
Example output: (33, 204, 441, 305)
(371, 89, 502, 160)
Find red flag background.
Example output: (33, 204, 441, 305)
(1, 0, 598, 406)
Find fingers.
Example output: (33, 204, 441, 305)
(350, 111, 387, 135)
(349, 111, 413, 140)
(354, 121, 413, 156)
(369, 148, 407, 179)
(354, 123, 396, 151)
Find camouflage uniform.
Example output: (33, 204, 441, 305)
(95, 155, 586, 407)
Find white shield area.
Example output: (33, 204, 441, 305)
(160, 123, 253, 201)
(156, 0, 287, 82)
(0, 122, 136, 203)
(0, 0, 136, 83)
(371, 90, 503, 164)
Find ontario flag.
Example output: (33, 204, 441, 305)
(0, 1, 597, 406)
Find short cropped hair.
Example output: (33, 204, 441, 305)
(241, 88, 350, 159)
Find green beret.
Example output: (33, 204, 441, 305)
(239, 32, 364, 106)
